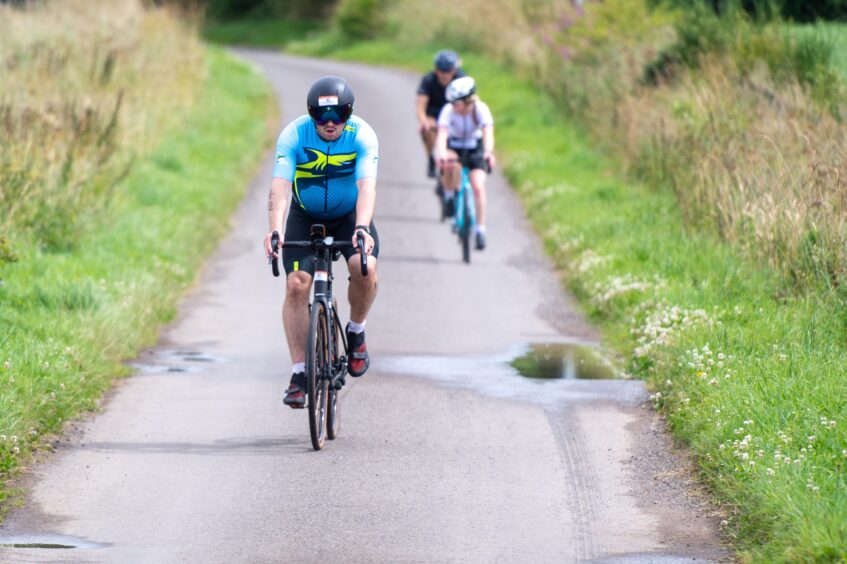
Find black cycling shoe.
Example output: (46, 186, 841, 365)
(427, 157, 436, 178)
(475, 231, 486, 250)
(283, 371, 307, 408)
(346, 329, 369, 377)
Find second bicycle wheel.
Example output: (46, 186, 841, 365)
(306, 301, 329, 450)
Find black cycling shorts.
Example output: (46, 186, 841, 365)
(448, 141, 487, 171)
(282, 205, 379, 276)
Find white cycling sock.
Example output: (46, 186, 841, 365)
(444, 190, 456, 200)
(347, 320, 366, 334)
(475, 224, 486, 234)
(292, 362, 305, 374)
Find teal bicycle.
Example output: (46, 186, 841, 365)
(438, 154, 483, 263)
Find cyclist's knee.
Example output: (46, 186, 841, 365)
(285, 272, 312, 299)
(348, 256, 378, 282)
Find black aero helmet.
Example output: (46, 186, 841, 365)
(307, 75, 354, 124)
(434, 49, 460, 72)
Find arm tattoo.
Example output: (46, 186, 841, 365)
(267, 191, 274, 211)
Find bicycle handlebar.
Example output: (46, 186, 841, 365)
(438, 156, 493, 173)
(269, 230, 369, 277)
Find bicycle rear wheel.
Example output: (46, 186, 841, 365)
(327, 301, 343, 440)
(306, 301, 329, 451)
(460, 191, 472, 263)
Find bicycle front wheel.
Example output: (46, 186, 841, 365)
(306, 300, 330, 451)
(460, 192, 472, 263)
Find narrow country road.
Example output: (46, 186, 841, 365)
(0, 51, 729, 563)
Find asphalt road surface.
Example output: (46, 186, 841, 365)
(0, 51, 730, 563)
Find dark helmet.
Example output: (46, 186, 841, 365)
(307, 75, 354, 123)
(434, 49, 460, 72)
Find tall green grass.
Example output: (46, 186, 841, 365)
(537, 3, 847, 294)
(0, 47, 273, 514)
(0, 0, 204, 254)
(799, 22, 847, 79)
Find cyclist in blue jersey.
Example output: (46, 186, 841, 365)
(434, 76, 496, 250)
(263, 76, 379, 408)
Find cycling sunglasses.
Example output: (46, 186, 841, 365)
(309, 104, 353, 125)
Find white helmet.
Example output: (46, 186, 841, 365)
(446, 76, 476, 103)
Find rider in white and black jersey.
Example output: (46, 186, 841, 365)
(433, 76, 496, 250)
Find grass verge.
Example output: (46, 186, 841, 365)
(0, 47, 275, 513)
(265, 32, 847, 561)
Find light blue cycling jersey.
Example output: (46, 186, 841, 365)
(273, 114, 379, 221)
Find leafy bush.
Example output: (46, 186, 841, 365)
(646, 5, 842, 102)
(656, 0, 847, 22)
(204, 0, 337, 19)
(334, 0, 388, 40)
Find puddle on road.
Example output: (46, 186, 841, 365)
(375, 342, 644, 406)
(131, 363, 201, 374)
(0, 534, 107, 549)
(160, 350, 223, 363)
(129, 349, 225, 375)
(511, 343, 617, 380)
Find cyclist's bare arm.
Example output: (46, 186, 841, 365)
(433, 125, 450, 163)
(265, 177, 291, 258)
(416, 94, 430, 131)
(483, 124, 496, 168)
(353, 177, 376, 255)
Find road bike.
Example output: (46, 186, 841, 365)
(270, 225, 368, 450)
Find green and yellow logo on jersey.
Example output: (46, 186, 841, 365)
(295, 148, 357, 180)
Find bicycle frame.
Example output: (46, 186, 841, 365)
(310, 240, 348, 389)
(272, 227, 367, 391)
(453, 165, 477, 235)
